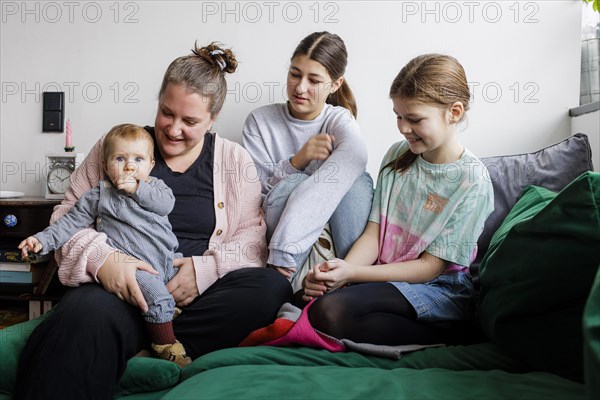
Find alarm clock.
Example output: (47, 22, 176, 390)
(44, 152, 85, 199)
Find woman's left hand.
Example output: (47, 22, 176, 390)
(166, 257, 199, 306)
(313, 259, 353, 292)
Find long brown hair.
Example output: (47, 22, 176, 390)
(291, 32, 357, 118)
(385, 54, 470, 173)
(158, 41, 238, 116)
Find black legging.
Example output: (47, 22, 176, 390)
(16, 268, 292, 400)
(308, 282, 460, 345)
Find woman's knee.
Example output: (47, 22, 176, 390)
(253, 267, 293, 303)
(268, 267, 294, 290)
(222, 267, 292, 304)
(55, 284, 140, 329)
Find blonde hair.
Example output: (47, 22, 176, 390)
(158, 41, 238, 116)
(102, 123, 154, 164)
(387, 54, 470, 173)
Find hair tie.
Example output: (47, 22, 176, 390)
(209, 49, 226, 71)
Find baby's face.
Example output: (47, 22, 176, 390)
(105, 138, 155, 187)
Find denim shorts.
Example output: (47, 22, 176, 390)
(391, 271, 475, 322)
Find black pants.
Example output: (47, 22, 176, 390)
(308, 282, 477, 345)
(16, 268, 292, 400)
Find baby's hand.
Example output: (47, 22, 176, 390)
(18, 236, 43, 258)
(117, 173, 139, 194)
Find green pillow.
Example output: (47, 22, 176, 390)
(479, 171, 600, 381)
(584, 266, 600, 400)
(115, 357, 181, 398)
(0, 314, 47, 395)
(0, 312, 180, 397)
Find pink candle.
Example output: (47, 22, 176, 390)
(65, 118, 72, 147)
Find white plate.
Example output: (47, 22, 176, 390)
(0, 191, 25, 198)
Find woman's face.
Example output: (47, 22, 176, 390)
(154, 83, 214, 161)
(286, 54, 342, 120)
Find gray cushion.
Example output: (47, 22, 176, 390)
(475, 133, 593, 264)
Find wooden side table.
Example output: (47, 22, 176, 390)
(0, 197, 63, 322)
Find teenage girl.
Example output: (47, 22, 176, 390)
(243, 32, 373, 290)
(303, 54, 494, 344)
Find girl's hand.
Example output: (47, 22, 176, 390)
(97, 252, 159, 312)
(291, 134, 334, 170)
(18, 236, 43, 258)
(302, 264, 328, 302)
(166, 257, 198, 307)
(267, 265, 297, 280)
(313, 259, 353, 292)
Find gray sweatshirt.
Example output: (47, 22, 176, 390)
(243, 103, 367, 266)
(35, 178, 179, 276)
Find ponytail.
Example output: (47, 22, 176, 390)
(159, 41, 238, 116)
(327, 80, 357, 118)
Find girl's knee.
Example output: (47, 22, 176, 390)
(338, 173, 374, 209)
(353, 172, 374, 193)
(266, 173, 309, 203)
(308, 293, 348, 333)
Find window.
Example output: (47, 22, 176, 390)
(580, 3, 600, 105)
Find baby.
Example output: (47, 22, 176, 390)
(19, 123, 191, 367)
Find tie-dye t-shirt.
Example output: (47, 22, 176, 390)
(369, 141, 494, 272)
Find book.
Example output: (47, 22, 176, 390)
(0, 249, 21, 263)
(0, 249, 51, 264)
(0, 250, 54, 290)
(0, 262, 31, 272)
(0, 266, 44, 284)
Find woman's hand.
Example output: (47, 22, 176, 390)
(166, 257, 198, 307)
(291, 134, 334, 170)
(97, 251, 159, 312)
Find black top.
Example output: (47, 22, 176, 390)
(145, 127, 216, 257)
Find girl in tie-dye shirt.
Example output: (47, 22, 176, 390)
(302, 54, 494, 345)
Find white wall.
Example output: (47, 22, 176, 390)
(0, 0, 583, 195)
(571, 109, 600, 171)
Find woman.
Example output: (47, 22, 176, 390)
(242, 32, 373, 292)
(16, 42, 292, 399)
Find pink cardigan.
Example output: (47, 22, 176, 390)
(53, 133, 267, 296)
